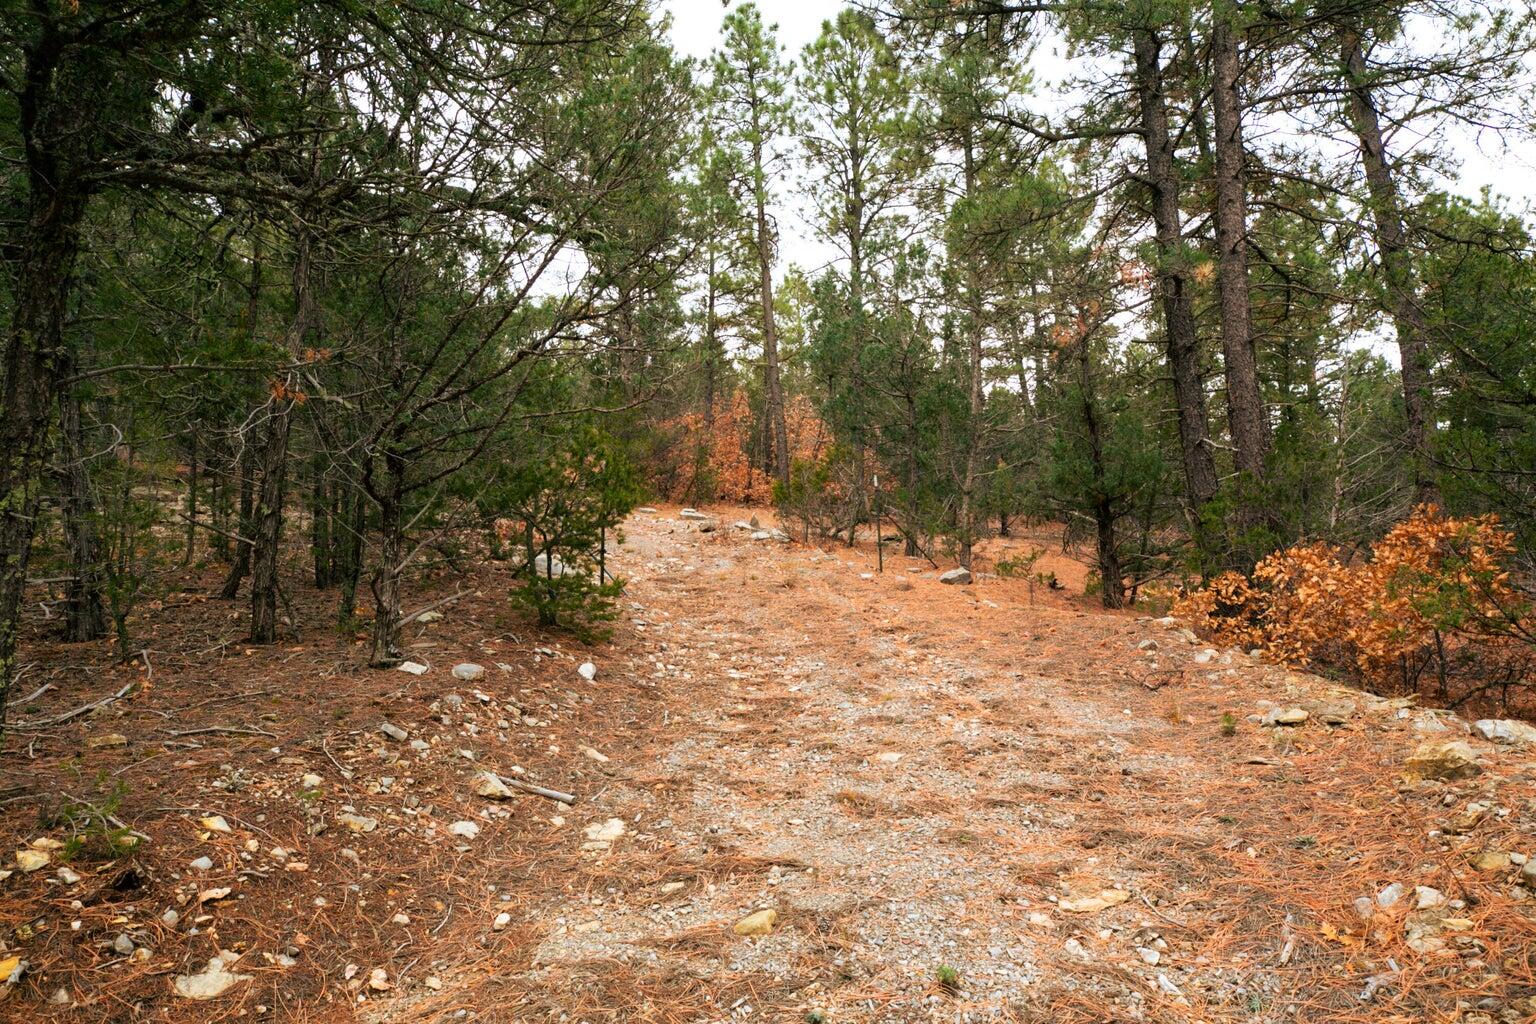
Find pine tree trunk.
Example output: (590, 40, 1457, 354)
(219, 443, 254, 598)
(753, 139, 790, 486)
(957, 130, 985, 570)
(1211, 13, 1271, 481)
(58, 373, 107, 642)
(0, 182, 87, 726)
(1339, 28, 1439, 507)
(310, 454, 331, 588)
(368, 445, 405, 666)
(249, 403, 290, 643)
(183, 433, 199, 563)
(1133, 28, 1220, 518)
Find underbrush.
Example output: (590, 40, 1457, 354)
(1176, 506, 1536, 716)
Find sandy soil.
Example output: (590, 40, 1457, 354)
(3, 506, 1535, 1023)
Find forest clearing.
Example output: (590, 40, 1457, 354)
(1, 507, 1533, 1023)
(5, 0, 1536, 1021)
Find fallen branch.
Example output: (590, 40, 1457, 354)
(495, 772, 576, 805)
(6, 682, 54, 708)
(165, 724, 277, 739)
(399, 589, 473, 628)
(11, 682, 136, 730)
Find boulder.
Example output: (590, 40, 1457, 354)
(1472, 719, 1536, 746)
(1402, 740, 1481, 781)
(939, 567, 972, 585)
(533, 553, 570, 578)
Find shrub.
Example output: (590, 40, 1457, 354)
(1176, 507, 1535, 708)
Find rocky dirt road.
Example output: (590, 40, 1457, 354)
(6, 506, 1534, 1023)
(423, 507, 1536, 1023)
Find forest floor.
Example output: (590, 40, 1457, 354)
(2, 506, 1535, 1023)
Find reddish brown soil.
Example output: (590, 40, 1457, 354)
(2, 506, 1534, 1023)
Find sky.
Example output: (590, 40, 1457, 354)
(659, 0, 1536, 338)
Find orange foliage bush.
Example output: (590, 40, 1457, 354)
(1176, 507, 1536, 705)
(651, 391, 828, 505)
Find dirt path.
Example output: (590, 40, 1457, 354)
(456, 508, 1536, 1022)
(5, 506, 1534, 1023)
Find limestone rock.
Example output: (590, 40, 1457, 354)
(449, 821, 481, 840)
(15, 849, 49, 873)
(1472, 719, 1536, 746)
(733, 908, 777, 936)
(471, 772, 514, 800)
(1263, 708, 1309, 726)
(378, 722, 409, 741)
(1059, 889, 1130, 913)
(1403, 740, 1481, 780)
(578, 662, 597, 681)
(173, 955, 252, 1000)
(939, 567, 972, 585)
(451, 663, 485, 681)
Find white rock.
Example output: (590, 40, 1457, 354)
(1414, 886, 1447, 909)
(379, 722, 409, 741)
(449, 821, 481, 840)
(452, 663, 485, 681)
(1376, 882, 1406, 908)
(416, 610, 444, 623)
(190, 856, 214, 871)
(301, 774, 323, 789)
(1473, 719, 1536, 745)
(584, 818, 626, 843)
(492, 912, 511, 931)
(396, 661, 429, 675)
(471, 772, 514, 799)
(577, 662, 597, 681)
(939, 567, 972, 585)
(173, 955, 252, 1000)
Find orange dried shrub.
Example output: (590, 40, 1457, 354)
(653, 391, 828, 505)
(1177, 507, 1535, 702)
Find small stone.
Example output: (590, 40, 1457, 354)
(338, 813, 378, 833)
(173, 956, 252, 1000)
(410, 739, 429, 752)
(396, 661, 429, 675)
(1137, 639, 1159, 651)
(424, 976, 442, 990)
(301, 774, 323, 789)
(1263, 708, 1309, 726)
(1470, 850, 1510, 872)
(1136, 947, 1161, 965)
(584, 818, 625, 843)
(161, 909, 180, 928)
(1521, 860, 1536, 885)
(1059, 889, 1130, 913)
(451, 663, 484, 681)
(189, 856, 214, 871)
(938, 567, 972, 585)
(875, 751, 903, 763)
(15, 849, 50, 873)
(660, 881, 686, 895)
(56, 866, 82, 884)
(471, 772, 513, 800)
(416, 610, 444, 623)
(112, 933, 135, 956)
(1376, 882, 1406, 908)
(580, 745, 609, 763)
(200, 815, 233, 834)
(368, 967, 390, 991)
(391, 913, 410, 925)
(1403, 740, 1482, 780)
(449, 821, 481, 840)
(492, 912, 511, 931)
(379, 722, 409, 741)
(1414, 886, 1447, 909)
(577, 662, 597, 681)
(733, 908, 777, 936)
(88, 733, 129, 749)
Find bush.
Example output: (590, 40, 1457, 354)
(1175, 507, 1536, 709)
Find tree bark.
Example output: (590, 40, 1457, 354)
(957, 129, 986, 570)
(1339, 28, 1439, 507)
(1132, 28, 1220, 517)
(1211, 11, 1271, 481)
(0, 180, 88, 727)
(752, 136, 790, 485)
(219, 442, 255, 598)
(57, 371, 107, 642)
(249, 232, 314, 641)
(368, 443, 405, 666)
